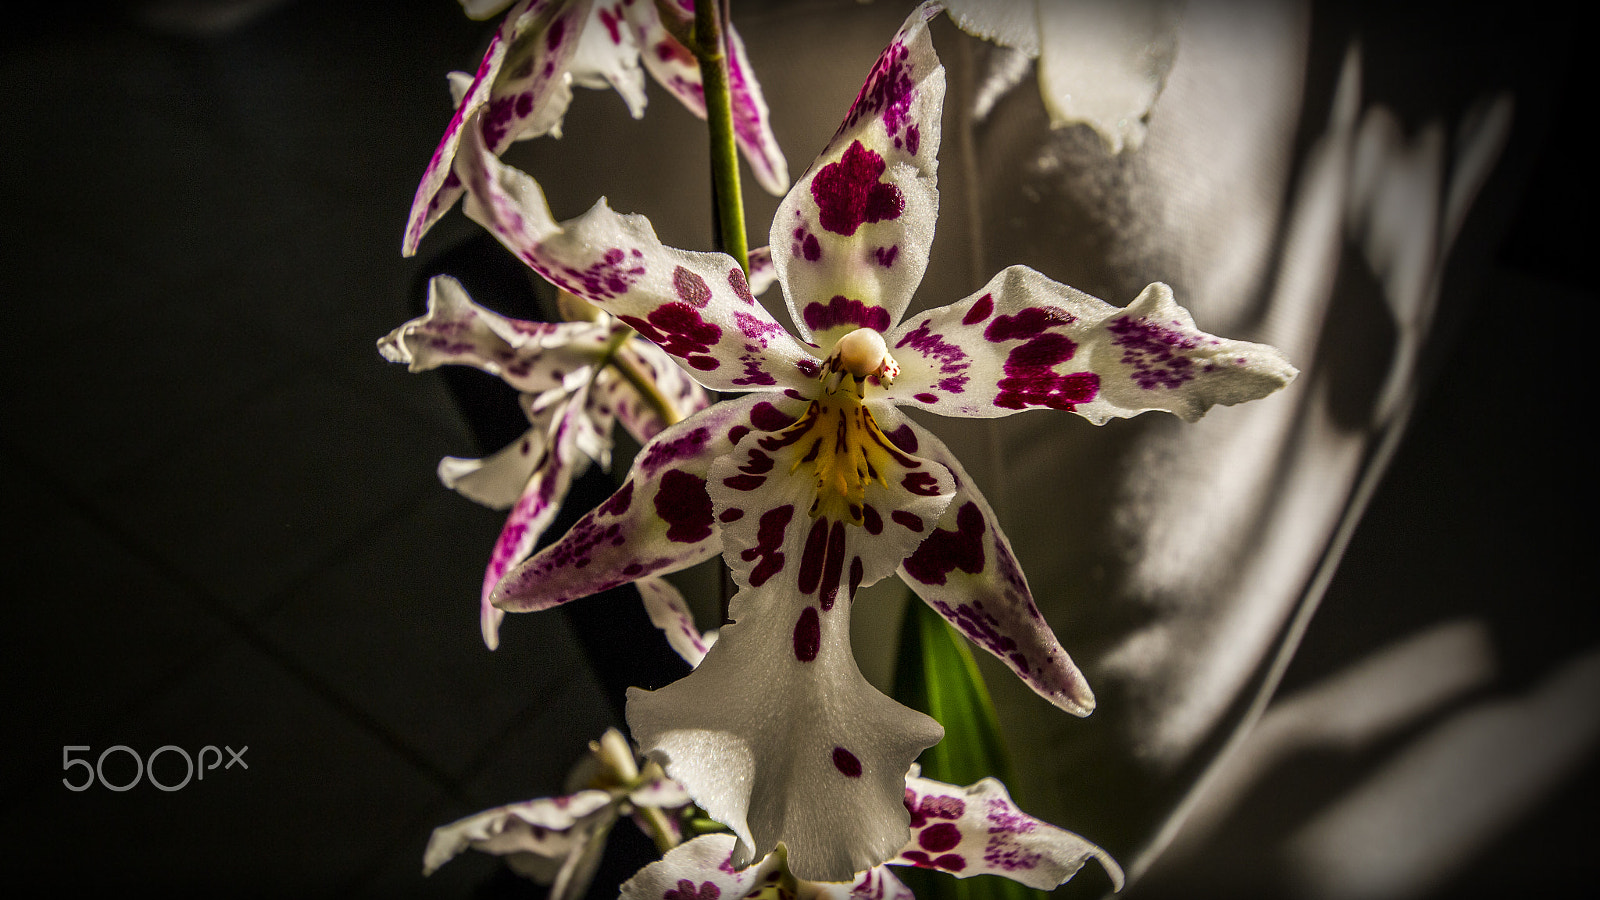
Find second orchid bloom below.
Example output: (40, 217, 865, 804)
(444, 0, 1294, 884)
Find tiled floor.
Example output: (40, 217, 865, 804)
(1, 1, 1590, 897)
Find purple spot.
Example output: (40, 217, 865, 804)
(839, 42, 916, 146)
(728, 267, 755, 304)
(891, 510, 924, 533)
(905, 123, 921, 156)
(903, 472, 941, 496)
(906, 790, 966, 827)
(655, 37, 694, 65)
(722, 473, 765, 491)
(885, 424, 918, 453)
(796, 359, 822, 379)
(723, 447, 774, 492)
(994, 334, 1099, 411)
(731, 354, 778, 387)
(791, 226, 822, 262)
(545, 16, 566, 49)
(741, 505, 793, 587)
(811, 141, 904, 236)
(803, 294, 892, 334)
(641, 427, 711, 477)
(751, 401, 794, 433)
(793, 607, 821, 661)
(597, 481, 634, 516)
(1108, 315, 1202, 389)
(664, 879, 720, 900)
(673, 266, 711, 308)
(727, 425, 750, 446)
(904, 502, 986, 585)
(873, 245, 899, 268)
(962, 293, 994, 326)
(896, 319, 969, 397)
(920, 823, 962, 853)
(902, 851, 966, 872)
(819, 519, 846, 611)
(848, 556, 864, 599)
(984, 307, 1065, 342)
(797, 517, 828, 595)
(719, 508, 744, 523)
(598, 7, 623, 43)
(620, 304, 721, 363)
(654, 470, 713, 543)
(832, 746, 862, 778)
(546, 247, 647, 300)
(861, 504, 883, 535)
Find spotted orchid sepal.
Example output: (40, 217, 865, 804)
(404, 0, 788, 257)
(893, 771, 1123, 891)
(884, 270, 1298, 424)
(424, 728, 696, 900)
(378, 274, 709, 650)
(620, 773, 1121, 900)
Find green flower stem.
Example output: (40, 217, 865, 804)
(637, 803, 681, 856)
(690, 0, 749, 273)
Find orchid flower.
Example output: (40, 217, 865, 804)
(622, 771, 1124, 900)
(425, 728, 696, 900)
(945, 0, 1181, 153)
(404, 0, 789, 256)
(379, 274, 713, 651)
(450, 1, 1294, 881)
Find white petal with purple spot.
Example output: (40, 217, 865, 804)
(886, 268, 1296, 423)
(772, 2, 943, 349)
(491, 396, 771, 614)
(888, 412, 1095, 715)
(628, 576, 944, 882)
(892, 774, 1123, 891)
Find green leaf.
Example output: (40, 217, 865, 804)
(892, 599, 1046, 900)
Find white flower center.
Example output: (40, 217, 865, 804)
(829, 328, 899, 384)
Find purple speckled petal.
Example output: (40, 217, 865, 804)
(404, 0, 592, 256)
(423, 789, 614, 878)
(724, 22, 790, 196)
(456, 116, 819, 392)
(379, 275, 610, 396)
(628, 574, 944, 882)
(885, 268, 1297, 424)
(568, 0, 647, 117)
(891, 774, 1123, 891)
(479, 386, 610, 650)
(619, 3, 788, 197)
(637, 576, 714, 668)
(772, 2, 943, 349)
(620, 835, 787, 900)
(491, 395, 772, 613)
(884, 411, 1095, 717)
